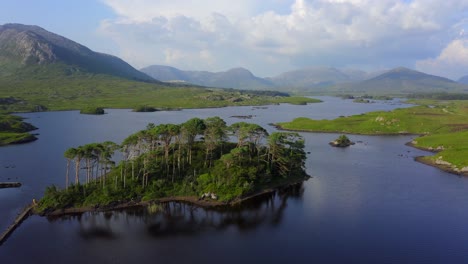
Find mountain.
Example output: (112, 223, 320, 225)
(138, 65, 188, 82)
(458, 75, 468, 85)
(141, 65, 376, 90)
(141, 65, 273, 89)
(267, 67, 353, 89)
(333, 67, 467, 94)
(0, 23, 153, 81)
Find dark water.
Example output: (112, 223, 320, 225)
(1, 97, 468, 263)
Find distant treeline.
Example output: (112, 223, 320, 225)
(224, 88, 289, 97)
(339, 94, 393, 100)
(407, 93, 468, 100)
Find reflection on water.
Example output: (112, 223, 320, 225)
(70, 183, 304, 241)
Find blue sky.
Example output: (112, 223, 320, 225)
(1, 0, 468, 79)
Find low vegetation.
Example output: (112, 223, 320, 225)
(38, 117, 309, 212)
(278, 100, 468, 174)
(79, 106, 105, 115)
(407, 92, 468, 100)
(0, 112, 37, 146)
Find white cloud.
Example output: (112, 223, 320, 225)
(416, 39, 468, 80)
(99, 0, 468, 77)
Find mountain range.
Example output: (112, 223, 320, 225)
(141, 64, 468, 94)
(1, 23, 467, 96)
(140, 65, 273, 89)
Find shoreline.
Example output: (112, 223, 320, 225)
(414, 156, 468, 177)
(406, 142, 468, 176)
(38, 177, 310, 218)
(276, 125, 467, 177)
(273, 124, 416, 136)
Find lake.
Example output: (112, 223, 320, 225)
(1, 96, 468, 263)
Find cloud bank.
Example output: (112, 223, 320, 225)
(99, 0, 468, 79)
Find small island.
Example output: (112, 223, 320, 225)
(79, 106, 105, 115)
(329, 135, 355, 147)
(37, 117, 309, 215)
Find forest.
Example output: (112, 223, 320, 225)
(38, 117, 308, 211)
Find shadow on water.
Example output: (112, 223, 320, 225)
(48, 183, 304, 241)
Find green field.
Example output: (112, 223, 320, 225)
(0, 67, 320, 111)
(278, 100, 468, 173)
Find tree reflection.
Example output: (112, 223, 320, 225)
(52, 183, 304, 240)
(143, 183, 304, 238)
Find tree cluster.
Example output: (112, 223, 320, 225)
(40, 117, 308, 210)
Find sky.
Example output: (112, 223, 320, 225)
(1, 0, 467, 80)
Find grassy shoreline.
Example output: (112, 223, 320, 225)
(277, 100, 468, 176)
(0, 113, 38, 146)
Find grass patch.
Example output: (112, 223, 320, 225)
(0, 131, 36, 145)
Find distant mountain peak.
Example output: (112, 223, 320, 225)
(371, 67, 455, 83)
(391, 66, 412, 71)
(224, 67, 255, 77)
(141, 65, 272, 89)
(0, 23, 153, 81)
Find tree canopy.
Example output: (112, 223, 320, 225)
(39, 117, 309, 211)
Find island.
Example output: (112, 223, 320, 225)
(329, 135, 355, 147)
(79, 106, 105, 115)
(37, 117, 310, 215)
(277, 99, 468, 176)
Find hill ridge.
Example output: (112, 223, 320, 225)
(0, 23, 153, 81)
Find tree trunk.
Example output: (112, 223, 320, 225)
(75, 158, 80, 185)
(65, 159, 70, 189)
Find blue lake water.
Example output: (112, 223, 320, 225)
(1, 97, 468, 263)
